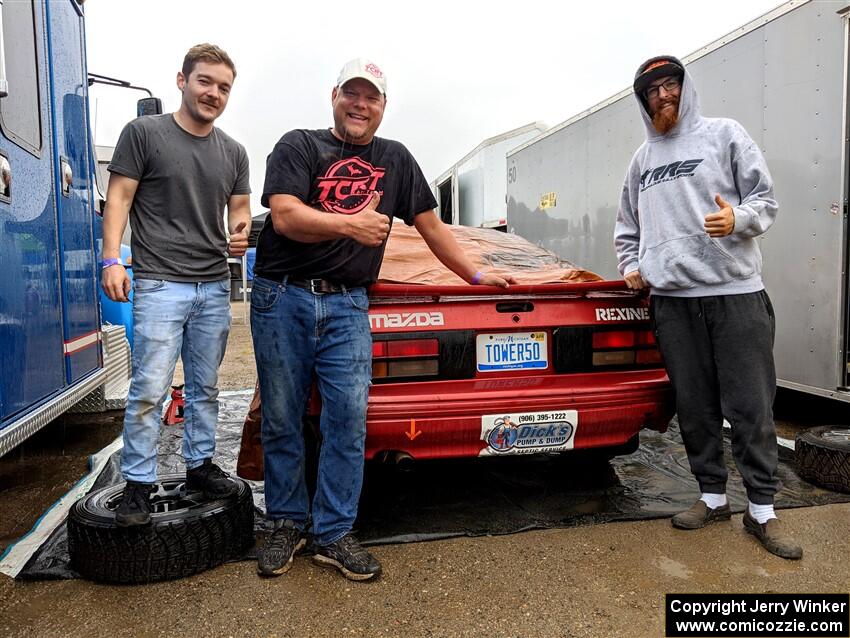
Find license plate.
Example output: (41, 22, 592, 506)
(479, 409, 578, 456)
(476, 332, 548, 372)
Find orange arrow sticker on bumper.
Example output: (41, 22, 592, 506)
(405, 418, 422, 441)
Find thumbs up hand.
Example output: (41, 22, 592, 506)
(704, 194, 735, 237)
(347, 192, 390, 247)
(228, 220, 249, 256)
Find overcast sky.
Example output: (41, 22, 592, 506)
(85, 0, 781, 215)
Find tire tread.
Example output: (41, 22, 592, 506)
(68, 477, 255, 584)
(795, 426, 850, 494)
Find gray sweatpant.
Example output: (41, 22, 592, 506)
(650, 291, 780, 504)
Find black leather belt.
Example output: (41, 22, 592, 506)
(288, 277, 347, 294)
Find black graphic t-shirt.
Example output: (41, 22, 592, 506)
(256, 128, 437, 287)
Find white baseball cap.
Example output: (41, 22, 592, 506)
(336, 58, 387, 96)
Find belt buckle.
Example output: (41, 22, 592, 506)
(308, 278, 322, 294)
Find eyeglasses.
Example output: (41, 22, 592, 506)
(644, 77, 681, 100)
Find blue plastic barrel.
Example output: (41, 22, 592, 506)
(99, 244, 134, 350)
(245, 247, 256, 281)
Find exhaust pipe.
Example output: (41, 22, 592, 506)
(375, 450, 415, 470)
(393, 451, 414, 471)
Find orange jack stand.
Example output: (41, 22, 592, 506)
(163, 385, 185, 425)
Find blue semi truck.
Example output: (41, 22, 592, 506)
(0, 0, 149, 456)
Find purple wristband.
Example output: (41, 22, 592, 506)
(471, 271, 484, 285)
(102, 258, 121, 269)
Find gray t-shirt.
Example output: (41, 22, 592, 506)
(108, 114, 251, 282)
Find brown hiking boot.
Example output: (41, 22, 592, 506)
(743, 511, 803, 560)
(671, 499, 731, 530)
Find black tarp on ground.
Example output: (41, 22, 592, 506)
(17, 389, 850, 579)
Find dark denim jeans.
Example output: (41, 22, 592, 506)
(250, 276, 372, 545)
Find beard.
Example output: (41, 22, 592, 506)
(651, 98, 679, 134)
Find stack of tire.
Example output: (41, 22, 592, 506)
(68, 475, 255, 584)
(795, 426, 850, 493)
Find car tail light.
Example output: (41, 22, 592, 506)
(553, 325, 663, 373)
(387, 339, 439, 357)
(593, 328, 660, 369)
(592, 350, 636, 366)
(388, 359, 439, 377)
(635, 348, 663, 365)
(372, 337, 439, 381)
(592, 330, 635, 349)
(634, 331, 656, 346)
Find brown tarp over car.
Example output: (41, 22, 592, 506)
(377, 223, 602, 285)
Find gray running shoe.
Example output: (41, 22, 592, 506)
(312, 533, 382, 582)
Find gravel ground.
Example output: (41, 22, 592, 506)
(2, 505, 849, 638)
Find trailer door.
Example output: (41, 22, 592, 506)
(437, 177, 453, 224)
(46, 0, 100, 384)
(0, 0, 65, 423)
(843, 4, 850, 389)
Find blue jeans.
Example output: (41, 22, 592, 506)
(251, 276, 371, 546)
(121, 279, 231, 483)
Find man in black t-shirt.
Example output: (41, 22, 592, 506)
(101, 44, 251, 527)
(253, 58, 513, 581)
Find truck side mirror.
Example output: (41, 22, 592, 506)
(137, 97, 162, 117)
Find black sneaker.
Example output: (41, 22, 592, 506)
(312, 533, 382, 581)
(257, 521, 306, 577)
(114, 481, 154, 527)
(186, 459, 238, 499)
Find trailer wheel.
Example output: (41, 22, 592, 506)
(68, 474, 255, 584)
(795, 426, 850, 493)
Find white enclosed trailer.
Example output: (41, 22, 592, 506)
(507, 0, 850, 400)
(433, 122, 546, 229)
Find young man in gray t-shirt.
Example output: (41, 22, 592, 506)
(101, 43, 251, 527)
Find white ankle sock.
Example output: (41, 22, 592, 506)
(748, 502, 776, 524)
(700, 493, 727, 509)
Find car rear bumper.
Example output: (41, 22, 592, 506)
(365, 369, 674, 460)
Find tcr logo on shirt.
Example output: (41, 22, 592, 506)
(315, 157, 386, 214)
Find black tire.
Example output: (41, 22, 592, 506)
(68, 474, 255, 584)
(795, 426, 850, 493)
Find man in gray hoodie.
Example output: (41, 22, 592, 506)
(614, 56, 801, 559)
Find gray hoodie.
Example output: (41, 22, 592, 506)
(614, 56, 777, 297)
